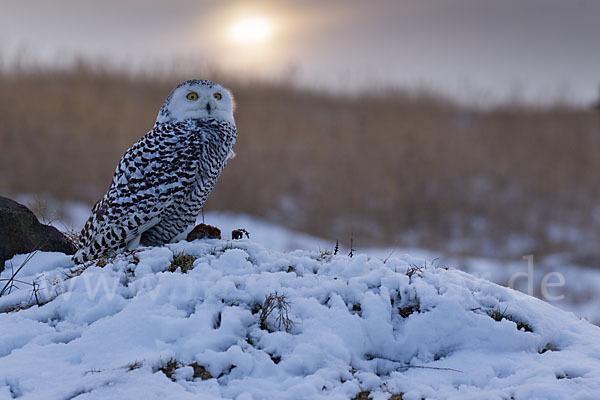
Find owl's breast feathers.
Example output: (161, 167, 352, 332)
(110, 118, 236, 200)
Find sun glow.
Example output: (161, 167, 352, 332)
(229, 16, 273, 45)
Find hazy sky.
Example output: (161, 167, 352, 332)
(2, 0, 599, 105)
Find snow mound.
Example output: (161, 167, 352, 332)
(1, 240, 600, 399)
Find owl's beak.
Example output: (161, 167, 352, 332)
(205, 102, 212, 113)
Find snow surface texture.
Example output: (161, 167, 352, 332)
(13, 194, 600, 325)
(2, 240, 600, 399)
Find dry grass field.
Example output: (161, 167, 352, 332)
(1, 64, 599, 258)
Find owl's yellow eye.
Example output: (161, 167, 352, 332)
(186, 92, 198, 100)
(213, 92, 222, 100)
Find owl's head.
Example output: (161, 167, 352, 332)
(156, 80, 235, 125)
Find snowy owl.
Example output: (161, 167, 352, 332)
(73, 80, 237, 263)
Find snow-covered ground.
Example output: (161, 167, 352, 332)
(2, 238, 600, 399)
(12, 195, 600, 325)
(2, 198, 600, 398)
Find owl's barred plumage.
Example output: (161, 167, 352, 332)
(73, 80, 237, 263)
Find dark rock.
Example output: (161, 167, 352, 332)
(186, 223, 221, 241)
(0, 196, 76, 271)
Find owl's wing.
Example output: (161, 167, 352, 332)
(85, 189, 166, 253)
(91, 126, 192, 246)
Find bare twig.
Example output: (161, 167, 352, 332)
(0, 229, 56, 298)
(31, 279, 40, 306)
(0, 278, 34, 286)
(397, 364, 463, 373)
(1, 248, 42, 297)
(383, 249, 396, 264)
(260, 292, 294, 332)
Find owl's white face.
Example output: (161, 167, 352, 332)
(156, 80, 235, 125)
